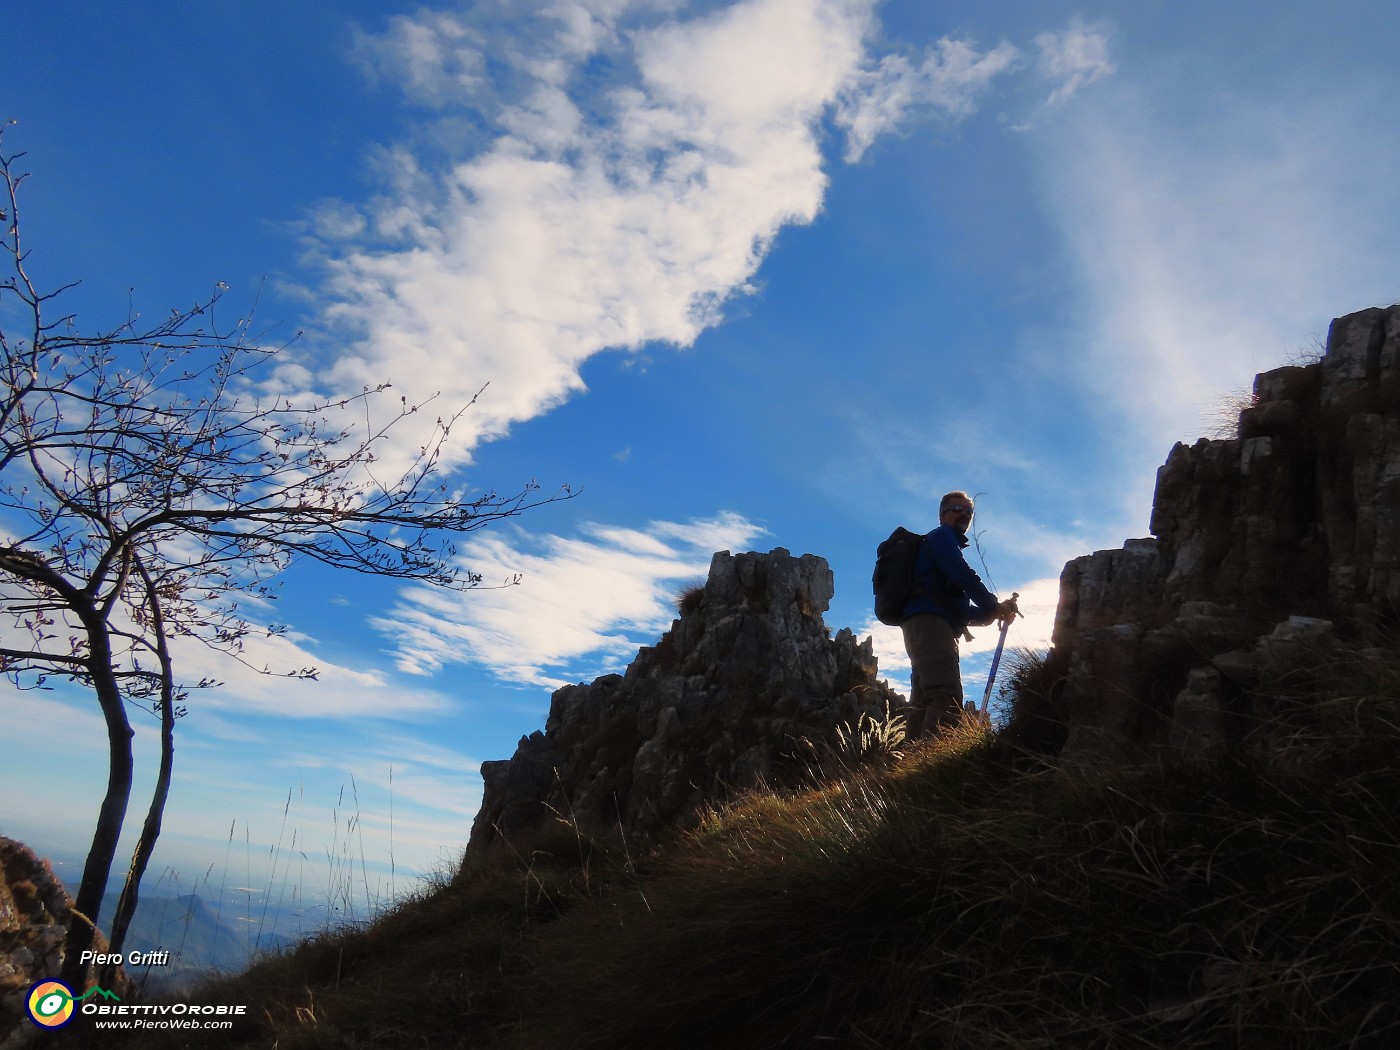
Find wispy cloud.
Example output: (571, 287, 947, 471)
(348, 9, 487, 106)
(1033, 19, 1115, 108)
(377, 511, 768, 687)
(0, 575, 449, 723)
(968, 510, 1106, 584)
(835, 36, 1020, 162)
(167, 627, 456, 720)
(1034, 71, 1400, 522)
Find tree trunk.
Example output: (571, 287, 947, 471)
(60, 621, 134, 991)
(101, 709, 171, 988)
(104, 561, 176, 988)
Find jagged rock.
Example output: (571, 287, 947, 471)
(1051, 539, 1169, 643)
(1169, 667, 1228, 754)
(1261, 615, 1335, 647)
(0, 837, 129, 1042)
(1051, 305, 1400, 755)
(1209, 648, 1262, 689)
(1255, 616, 1338, 676)
(466, 548, 904, 855)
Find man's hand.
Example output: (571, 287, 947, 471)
(995, 593, 1022, 628)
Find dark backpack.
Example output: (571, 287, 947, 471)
(872, 527, 926, 626)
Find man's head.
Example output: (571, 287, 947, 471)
(939, 490, 975, 535)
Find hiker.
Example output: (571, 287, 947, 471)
(900, 491, 1018, 737)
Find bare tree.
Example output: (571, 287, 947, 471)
(0, 132, 569, 988)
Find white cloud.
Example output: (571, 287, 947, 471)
(376, 511, 767, 687)
(348, 10, 486, 107)
(1033, 20, 1115, 107)
(162, 621, 457, 721)
(981, 575, 1059, 655)
(816, 411, 1033, 541)
(339, 734, 485, 824)
(835, 36, 1021, 162)
(0, 573, 448, 724)
(969, 510, 1110, 582)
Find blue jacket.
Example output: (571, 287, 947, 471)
(902, 525, 999, 633)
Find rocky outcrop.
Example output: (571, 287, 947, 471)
(1049, 305, 1400, 755)
(466, 548, 903, 855)
(0, 837, 128, 1042)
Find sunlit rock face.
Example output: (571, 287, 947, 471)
(1046, 305, 1400, 757)
(466, 548, 903, 855)
(0, 837, 130, 1038)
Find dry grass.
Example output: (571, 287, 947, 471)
(796, 697, 908, 781)
(1202, 386, 1257, 440)
(675, 577, 708, 616)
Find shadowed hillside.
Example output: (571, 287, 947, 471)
(107, 639, 1400, 1048)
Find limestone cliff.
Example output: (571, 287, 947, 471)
(1046, 304, 1400, 755)
(466, 548, 902, 855)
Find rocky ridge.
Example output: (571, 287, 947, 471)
(0, 836, 128, 1044)
(1046, 304, 1400, 755)
(466, 548, 903, 855)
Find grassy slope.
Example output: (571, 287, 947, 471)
(119, 645, 1400, 1049)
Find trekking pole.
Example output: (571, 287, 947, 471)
(979, 592, 1020, 721)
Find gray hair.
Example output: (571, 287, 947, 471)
(939, 490, 974, 515)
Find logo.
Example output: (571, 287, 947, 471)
(26, 980, 76, 1029)
(25, 980, 121, 1029)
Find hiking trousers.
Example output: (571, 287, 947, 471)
(901, 613, 963, 736)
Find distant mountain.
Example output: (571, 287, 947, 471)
(106, 890, 302, 991)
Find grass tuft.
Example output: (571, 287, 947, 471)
(675, 577, 708, 616)
(797, 697, 908, 781)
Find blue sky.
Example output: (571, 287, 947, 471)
(5, 0, 1400, 924)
